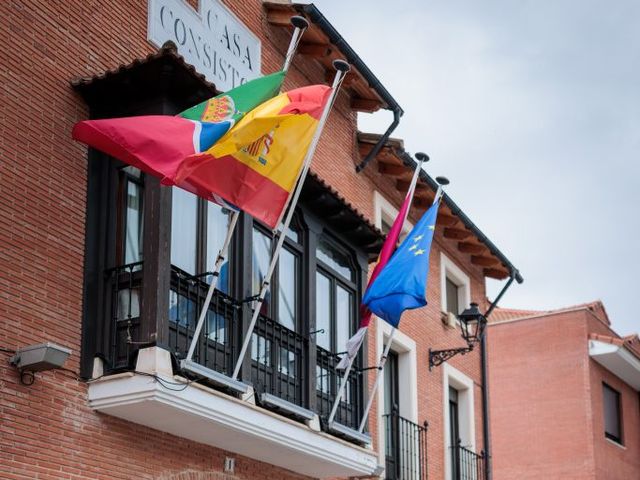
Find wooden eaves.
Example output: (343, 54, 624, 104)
(264, 2, 396, 114)
(358, 132, 522, 281)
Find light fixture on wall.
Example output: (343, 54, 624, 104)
(429, 303, 487, 370)
(9, 342, 72, 384)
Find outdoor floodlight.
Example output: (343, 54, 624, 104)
(10, 342, 72, 372)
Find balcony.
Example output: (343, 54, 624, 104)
(383, 410, 428, 480)
(450, 443, 486, 480)
(88, 262, 378, 478)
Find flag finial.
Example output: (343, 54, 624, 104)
(290, 15, 309, 29)
(415, 152, 430, 162)
(436, 176, 450, 186)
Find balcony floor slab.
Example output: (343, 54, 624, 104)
(88, 371, 378, 478)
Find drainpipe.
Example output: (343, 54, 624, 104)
(481, 269, 520, 480)
(355, 107, 402, 173)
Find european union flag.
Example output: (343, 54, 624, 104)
(362, 200, 439, 327)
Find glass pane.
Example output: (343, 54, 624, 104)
(316, 272, 331, 350)
(316, 237, 354, 281)
(446, 277, 460, 314)
(278, 347, 296, 378)
(316, 365, 330, 394)
(251, 333, 271, 366)
(168, 290, 196, 327)
(278, 248, 298, 330)
(336, 285, 353, 354)
(252, 228, 272, 315)
(285, 225, 300, 243)
(124, 180, 143, 265)
(603, 384, 621, 441)
(206, 310, 225, 344)
(206, 204, 230, 293)
(116, 288, 140, 320)
(381, 217, 393, 236)
(171, 188, 198, 274)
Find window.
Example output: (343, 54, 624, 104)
(315, 237, 357, 354)
(373, 191, 412, 241)
(445, 278, 460, 316)
(603, 383, 622, 444)
(251, 224, 302, 329)
(440, 253, 470, 316)
(170, 187, 231, 291)
(443, 363, 476, 480)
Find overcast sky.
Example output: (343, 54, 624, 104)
(314, 0, 640, 335)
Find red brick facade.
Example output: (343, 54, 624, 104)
(1, 1, 493, 479)
(489, 304, 640, 480)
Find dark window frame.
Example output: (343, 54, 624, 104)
(603, 382, 623, 444)
(315, 233, 359, 355)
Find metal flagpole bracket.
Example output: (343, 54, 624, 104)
(181, 359, 250, 394)
(327, 421, 371, 446)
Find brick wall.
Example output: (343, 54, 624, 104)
(0, 1, 488, 479)
(489, 308, 640, 480)
(488, 311, 596, 479)
(585, 314, 640, 479)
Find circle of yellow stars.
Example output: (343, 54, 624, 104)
(408, 224, 435, 256)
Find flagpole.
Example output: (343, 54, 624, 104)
(183, 18, 308, 366)
(327, 153, 428, 428)
(231, 60, 351, 381)
(283, 16, 308, 73)
(356, 155, 441, 434)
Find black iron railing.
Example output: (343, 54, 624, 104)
(451, 443, 486, 480)
(250, 314, 307, 407)
(168, 266, 241, 376)
(316, 347, 364, 430)
(107, 261, 143, 369)
(384, 411, 428, 480)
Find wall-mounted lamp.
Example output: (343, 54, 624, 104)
(429, 303, 487, 370)
(9, 342, 72, 384)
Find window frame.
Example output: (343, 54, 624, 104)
(440, 252, 471, 316)
(251, 217, 304, 332)
(314, 233, 359, 354)
(373, 191, 413, 239)
(603, 382, 623, 445)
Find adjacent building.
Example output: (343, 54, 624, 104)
(489, 301, 640, 479)
(1, 1, 520, 479)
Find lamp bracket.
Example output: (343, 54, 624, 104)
(429, 345, 474, 370)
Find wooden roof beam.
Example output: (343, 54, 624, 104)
(458, 242, 485, 254)
(378, 162, 407, 177)
(443, 228, 472, 240)
(325, 70, 357, 87)
(471, 255, 499, 267)
(484, 267, 509, 279)
(266, 10, 294, 26)
(396, 179, 429, 192)
(298, 42, 332, 58)
(351, 97, 382, 112)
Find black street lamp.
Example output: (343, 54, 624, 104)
(429, 302, 488, 370)
(458, 303, 487, 344)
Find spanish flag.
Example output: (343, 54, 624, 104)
(72, 71, 285, 183)
(174, 84, 332, 228)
